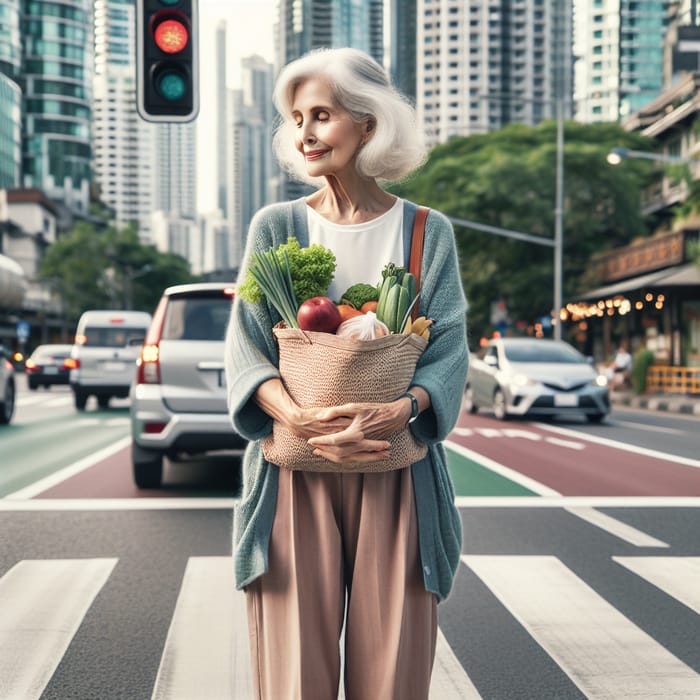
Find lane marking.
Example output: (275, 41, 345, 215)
(0, 558, 117, 700)
(3, 496, 700, 511)
(0, 497, 237, 510)
(534, 422, 700, 470)
(4, 436, 133, 499)
(152, 557, 252, 700)
(614, 557, 700, 615)
(544, 436, 586, 450)
(564, 507, 668, 548)
(462, 555, 700, 698)
(444, 441, 561, 497)
(429, 630, 483, 699)
(608, 419, 684, 435)
(453, 496, 700, 508)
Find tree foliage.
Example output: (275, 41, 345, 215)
(40, 222, 197, 320)
(390, 121, 656, 344)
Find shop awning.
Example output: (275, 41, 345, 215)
(575, 263, 700, 301)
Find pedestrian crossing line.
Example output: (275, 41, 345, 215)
(462, 555, 700, 699)
(0, 558, 117, 700)
(614, 557, 700, 615)
(564, 507, 669, 548)
(151, 557, 253, 700)
(429, 629, 482, 699)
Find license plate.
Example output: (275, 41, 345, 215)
(554, 393, 578, 407)
(102, 361, 126, 372)
(44, 367, 58, 374)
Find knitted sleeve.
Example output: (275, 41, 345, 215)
(409, 209, 469, 443)
(225, 203, 288, 440)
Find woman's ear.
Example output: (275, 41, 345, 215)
(362, 118, 375, 144)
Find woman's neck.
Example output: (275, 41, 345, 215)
(307, 175, 395, 224)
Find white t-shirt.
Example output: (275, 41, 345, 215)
(306, 197, 404, 303)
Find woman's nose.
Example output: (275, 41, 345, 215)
(300, 124, 316, 144)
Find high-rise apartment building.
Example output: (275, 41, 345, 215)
(276, 0, 384, 68)
(154, 122, 196, 218)
(20, 0, 93, 212)
(390, 0, 417, 103)
(417, 0, 574, 146)
(227, 56, 275, 268)
(575, 0, 668, 122)
(93, 0, 155, 241)
(215, 20, 227, 218)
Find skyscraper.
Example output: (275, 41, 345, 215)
(417, 0, 574, 146)
(390, 0, 417, 103)
(575, 0, 668, 122)
(20, 0, 93, 211)
(93, 0, 155, 241)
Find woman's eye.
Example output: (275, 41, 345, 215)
(317, 111, 330, 121)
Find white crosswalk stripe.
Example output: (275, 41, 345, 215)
(0, 558, 118, 700)
(462, 555, 700, 699)
(2, 555, 699, 698)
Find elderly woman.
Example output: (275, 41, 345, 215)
(225, 47, 468, 700)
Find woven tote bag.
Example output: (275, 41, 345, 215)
(262, 328, 428, 472)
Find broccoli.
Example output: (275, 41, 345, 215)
(238, 237, 336, 306)
(340, 283, 380, 309)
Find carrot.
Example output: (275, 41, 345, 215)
(360, 300, 378, 313)
(337, 304, 363, 321)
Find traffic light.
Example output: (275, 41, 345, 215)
(136, 0, 199, 122)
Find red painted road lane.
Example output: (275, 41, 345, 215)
(32, 444, 238, 499)
(453, 412, 700, 496)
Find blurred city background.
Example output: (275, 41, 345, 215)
(1, 0, 699, 394)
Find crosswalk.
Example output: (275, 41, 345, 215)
(1, 555, 699, 699)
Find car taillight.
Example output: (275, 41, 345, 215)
(25, 359, 37, 371)
(4, 360, 12, 371)
(64, 358, 79, 370)
(136, 294, 168, 384)
(137, 344, 161, 384)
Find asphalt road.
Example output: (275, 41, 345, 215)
(2, 377, 700, 698)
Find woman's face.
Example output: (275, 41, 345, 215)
(291, 77, 367, 179)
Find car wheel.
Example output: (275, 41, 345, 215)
(0, 379, 15, 424)
(74, 390, 88, 411)
(132, 444, 164, 488)
(97, 395, 110, 409)
(462, 385, 478, 414)
(493, 388, 509, 421)
(587, 413, 606, 424)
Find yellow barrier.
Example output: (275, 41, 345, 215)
(645, 366, 700, 394)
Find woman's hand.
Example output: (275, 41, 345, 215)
(306, 394, 421, 463)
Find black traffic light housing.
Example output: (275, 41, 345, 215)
(136, 0, 199, 122)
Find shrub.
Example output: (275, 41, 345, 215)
(631, 348, 655, 394)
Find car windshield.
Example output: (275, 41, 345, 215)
(82, 327, 146, 347)
(161, 295, 232, 341)
(503, 342, 585, 364)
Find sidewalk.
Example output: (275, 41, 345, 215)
(610, 390, 700, 417)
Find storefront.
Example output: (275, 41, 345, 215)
(563, 228, 700, 374)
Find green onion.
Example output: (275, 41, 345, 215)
(248, 247, 300, 328)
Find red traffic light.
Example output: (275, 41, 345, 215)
(154, 18, 189, 54)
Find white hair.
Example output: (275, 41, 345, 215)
(272, 47, 427, 186)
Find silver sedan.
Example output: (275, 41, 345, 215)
(463, 337, 610, 423)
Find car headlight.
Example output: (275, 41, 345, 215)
(510, 373, 535, 388)
(593, 374, 608, 388)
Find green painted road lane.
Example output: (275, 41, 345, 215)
(0, 411, 130, 497)
(445, 446, 537, 497)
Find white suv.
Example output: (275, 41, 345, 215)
(129, 283, 246, 488)
(68, 310, 152, 410)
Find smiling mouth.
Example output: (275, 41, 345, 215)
(305, 150, 328, 161)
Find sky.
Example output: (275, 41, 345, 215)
(196, 0, 275, 212)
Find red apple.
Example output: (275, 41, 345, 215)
(297, 296, 343, 333)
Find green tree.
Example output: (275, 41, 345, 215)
(390, 122, 655, 344)
(41, 222, 197, 320)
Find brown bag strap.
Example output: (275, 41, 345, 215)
(409, 206, 429, 319)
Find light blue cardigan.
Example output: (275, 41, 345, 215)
(225, 198, 469, 601)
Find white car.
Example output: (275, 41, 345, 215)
(0, 345, 16, 424)
(464, 337, 610, 423)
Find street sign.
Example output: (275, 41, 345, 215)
(16, 320, 30, 342)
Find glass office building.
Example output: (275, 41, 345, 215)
(0, 0, 21, 188)
(21, 0, 93, 211)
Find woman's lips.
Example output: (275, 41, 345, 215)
(305, 150, 328, 161)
